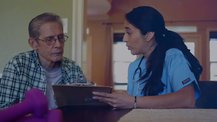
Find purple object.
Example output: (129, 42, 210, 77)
(0, 88, 63, 122)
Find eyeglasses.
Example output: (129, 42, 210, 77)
(37, 34, 68, 46)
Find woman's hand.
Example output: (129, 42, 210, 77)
(92, 84, 195, 109)
(92, 90, 134, 109)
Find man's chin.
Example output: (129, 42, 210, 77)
(52, 57, 63, 62)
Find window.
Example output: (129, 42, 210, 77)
(209, 31, 217, 80)
(112, 33, 136, 90)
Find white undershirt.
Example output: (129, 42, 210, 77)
(45, 67, 62, 109)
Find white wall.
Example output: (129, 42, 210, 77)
(0, 0, 85, 74)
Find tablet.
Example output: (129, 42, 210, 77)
(52, 84, 112, 108)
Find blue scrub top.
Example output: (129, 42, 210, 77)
(127, 48, 200, 99)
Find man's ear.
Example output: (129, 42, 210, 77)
(28, 37, 38, 50)
(143, 32, 155, 42)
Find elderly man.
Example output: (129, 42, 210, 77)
(0, 13, 87, 109)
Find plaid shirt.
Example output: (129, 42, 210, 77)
(0, 50, 86, 108)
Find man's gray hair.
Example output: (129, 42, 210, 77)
(28, 12, 63, 39)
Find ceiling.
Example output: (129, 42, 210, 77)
(87, 0, 111, 20)
(87, 0, 217, 22)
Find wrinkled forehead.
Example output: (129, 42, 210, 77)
(38, 22, 63, 37)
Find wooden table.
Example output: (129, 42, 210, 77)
(119, 109, 217, 122)
(61, 106, 131, 122)
(61, 107, 217, 122)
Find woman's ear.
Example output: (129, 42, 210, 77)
(28, 37, 39, 50)
(143, 32, 155, 42)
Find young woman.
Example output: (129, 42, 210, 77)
(93, 6, 202, 109)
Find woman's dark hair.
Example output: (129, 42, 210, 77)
(125, 6, 203, 96)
